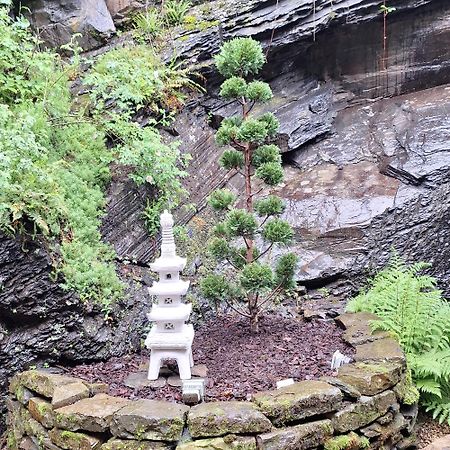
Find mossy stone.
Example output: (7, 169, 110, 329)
(252, 380, 342, 426)
(49, 428, 103, 450)
(337, 361, 403, 395)
(188, 401, 271, 438)
(101, 438, 171, 450)
(110, 399, 189, 441)
(331, 390, 397, 433)
(28, 397, 55, 428)
(256, 419, 333, 450)
(176, 435, 256, 450)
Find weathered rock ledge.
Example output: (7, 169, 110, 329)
(5, 313, 418, 450)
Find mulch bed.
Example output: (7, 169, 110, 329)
(67, 314, 353, 402)
(416, 411, 450, 448)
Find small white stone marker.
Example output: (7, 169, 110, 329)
(182, 378, 205, 404)
(145, 210, 195, 380)
(331, 350, 352, 370)
(276, 378, 295, 389)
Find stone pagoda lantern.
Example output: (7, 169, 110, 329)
(145, 210, 195, 380)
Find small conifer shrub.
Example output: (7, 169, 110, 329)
(200, 38, 297, 333)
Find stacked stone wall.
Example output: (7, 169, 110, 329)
(5, 313, 418, 450)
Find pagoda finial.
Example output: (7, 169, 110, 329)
(160, 210, 176, 257)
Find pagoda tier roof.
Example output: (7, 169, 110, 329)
(148, 279, 190, 296)
(147, 303, 192, 322)
(145, 324, 194, 349)
(150, 254, 186, 272)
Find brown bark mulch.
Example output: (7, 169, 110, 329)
(67, 314, 353, 403)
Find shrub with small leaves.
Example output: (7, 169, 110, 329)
(262, 219, 293, 244)
(208, 189, 236, 210)
(220, 150, 244, 170)
(256, 162, 284, 186)
(254, 196, 284, 216)
(201, 37, 297, 333)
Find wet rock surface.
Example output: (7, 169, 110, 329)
(187, 401, 272, 438)
(2, 0, 450, 434)
(0, 232, 149, 431)
(252, 380, 343, 426)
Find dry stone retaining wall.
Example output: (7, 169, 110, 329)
(5, 313, 418, 450)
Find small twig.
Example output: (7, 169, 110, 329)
(255, 243, 274, 262)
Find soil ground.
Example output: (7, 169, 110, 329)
(68, 314, 352, 402)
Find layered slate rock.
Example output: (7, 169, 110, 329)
(354, 339, 406, 364)
(110, 399, 189, 441)
(14, 371, 80, 399)
(320, 377, 361, 400)
(256, 419, 333, 450)
(187, 401, 272, 438)
(54, 394, 130, 433)
(252, 381, 342, 426)
(23, 0, 116, 50)
(52, 381, 90, 409)
(337, 362, 404, 396)
(360, 413, 408, 439)
(176, 435, 256, 450)
(331, 390, 398, 433)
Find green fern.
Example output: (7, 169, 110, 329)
(347, 254, 450, 424)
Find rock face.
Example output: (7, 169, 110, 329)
(0, 232, 149, 432)
(19, 0, 116, 50)
(2, 0, 450, 433)
(164, 0, 450, 294)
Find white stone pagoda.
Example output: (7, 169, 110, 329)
(145, 210, 195, 380)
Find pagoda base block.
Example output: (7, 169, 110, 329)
(146, 325, 195, 380)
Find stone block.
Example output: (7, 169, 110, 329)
(6, 399, 26, 447)
(188, 401, 272, 438)
(354, 339, 406, 364)
(323, 432, 369, 450)
(28, 397, 55, 428)
(15, 385, 35, 406)
(102, 439, 171, 450)
(337, 362, 403, 395)
(256, 419, 333, 450)
(87, 383, 110, 396)
(320, 376, 361, 400)
(360, 412, 407, 439)
(124, 372, 166, 390)
(176, 436, 256, 450)
(52, 381, 90, 409)
(54, 394, 130, 433)
(252, 380, 342, 426)
(18, 371, 80, 399)
(110, 399, 189, 441)
(331, 390, 397, 433)
(49, 428, 103, 450)
(335, 313, 379, 330)
(343, 324, 390, 345)
(18, 437, 38, 450)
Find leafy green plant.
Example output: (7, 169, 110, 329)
(0, 7, 123, 308)
(0, 6, 200, 308)
(83, 45, 201, 231)
(133, 8, 163, 41)
(164, 0, 192, 26)
(347, 254, 450, 423)
(200, 38, 297, 333)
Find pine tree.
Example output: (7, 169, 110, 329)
(200, 37, 298, 333)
